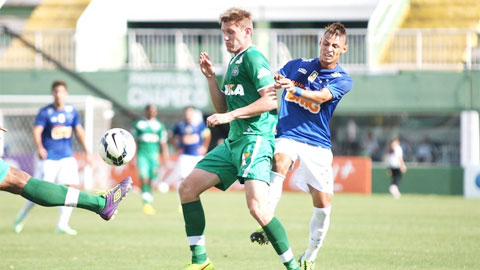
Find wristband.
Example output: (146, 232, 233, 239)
(294, 87, 303, 97)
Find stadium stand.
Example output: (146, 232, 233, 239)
(382, 0, 480, 69)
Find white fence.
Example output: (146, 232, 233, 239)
(1, 27, 479, 71)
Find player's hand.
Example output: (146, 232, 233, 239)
(0, 125, 7, 132)
(37, 147, 48, 160)
(198, 145, 208, 155)
(199, 52, 215, 79)
(206, 112, 234, 127)
(273, 73, 285, 89)
(277, 78, 296, 94)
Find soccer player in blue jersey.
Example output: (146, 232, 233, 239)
(0, 126, 132, 222)
(13, 80, 92, 235)
(172, 106, 211, 183)
(250, 23, 353, 270)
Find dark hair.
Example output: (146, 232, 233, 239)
(51, 80, 67, 91)
(324, 22, 347, 44)
(144, 104, 156, 111)
(219, 8, 253, 29)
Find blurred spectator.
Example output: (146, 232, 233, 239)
(361, 130, 381, 161)
(416, 137, 434, 162)
(386, 137, 407, 199)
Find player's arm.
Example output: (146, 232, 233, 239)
(206, 85, 277, 127)
(33, 125, 47, 160)
(160, 140, 170, 165)
(277, 77, 333, 104)
(74, 124, 92, 164)
(200, 52, 227, 113)
(0, 125, 6, 132)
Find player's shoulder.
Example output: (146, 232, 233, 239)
(243, 46, 267, 61)
(38, 104, 54, 115)
(64, 103, 77, 113)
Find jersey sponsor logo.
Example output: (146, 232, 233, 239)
(308, 71, 319, 82)
(297, 68, 307, 74)
(51, 125, 73, 140)
(285, 91, 320, 114)
(301, 58, 314, 62)
(140, 133, 160, 143)
(257, 68, 271, 79)
(224, 84, 245, 96)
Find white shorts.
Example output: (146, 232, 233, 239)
(34, 157, 80, 186)
(178, 154, 204, 179)
(275, 138, 334, 194)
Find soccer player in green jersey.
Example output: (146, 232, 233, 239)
(0, 125, 132, 222)
(133, 104, 170, 215)
(178, 8, 300, 270)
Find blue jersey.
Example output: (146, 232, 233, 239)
(173, 121, 207, 156)
(277, 58, 353, 149)
(34, 104, 81, 160)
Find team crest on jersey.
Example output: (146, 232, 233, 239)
(285, 91, 320, 114)
(232, 66, 239, 76)
(224, 84, 245, 96)
(308, 71, 319, 82)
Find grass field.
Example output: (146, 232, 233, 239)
(1, 190, 479, 270)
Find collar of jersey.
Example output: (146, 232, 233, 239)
(229, 45, 253, 65)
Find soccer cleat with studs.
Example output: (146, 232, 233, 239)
(250, 227, 269, 245)
(298, 253, 315, 270)
(98, 177, 132, 221)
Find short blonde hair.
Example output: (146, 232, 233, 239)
(219, 8, 253, 29)
(324, 22, 347, 44)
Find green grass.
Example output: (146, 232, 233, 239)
(1, 191, 479, 270)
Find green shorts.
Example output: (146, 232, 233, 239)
(195, 135, 274, 191)
(137, 152, 159, 180)
(0, 159, 11, 184)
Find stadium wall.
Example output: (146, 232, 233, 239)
(372, 166, 464, 195)
(1, 70, 479, 113)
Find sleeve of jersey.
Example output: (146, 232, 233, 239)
(245, 52, 274, 91)
(327, 77, 353, 101)
(33, 109, 46, 127)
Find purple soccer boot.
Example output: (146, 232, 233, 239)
(98, 177, 133, 221)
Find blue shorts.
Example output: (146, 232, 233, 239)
(0, 159, 11, 184)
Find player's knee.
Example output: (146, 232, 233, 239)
(272, 155, 291, 175)
(178, 180, 198, 202)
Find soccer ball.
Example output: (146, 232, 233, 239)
(98, 128, 136, 166)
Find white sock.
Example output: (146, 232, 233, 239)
(304, 206, 332, 262)
(16, 200, 36, 223)
(58, 206, 74, 229)
(268, 171, 285, 213)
